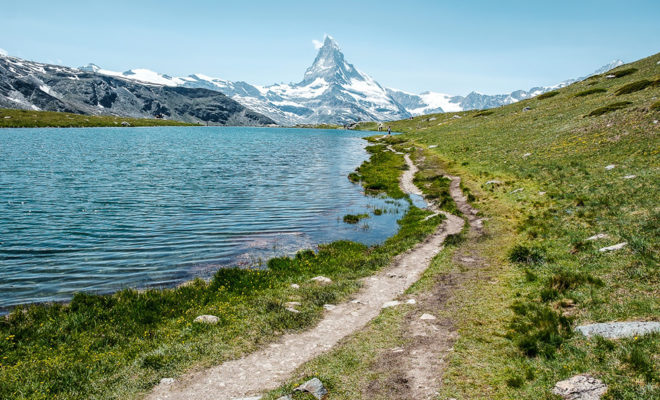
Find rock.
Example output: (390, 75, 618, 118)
(511, 188, 524, 193)
(294, 377, 328, 399)
(3, 115, 11, 119)
(160, 378, 175, 385)
(598, 242, 627, 252)
(276, 395, 293, 400)
(284, 301, 301, 308)
(654, 120, 658, 124)
(382, 300, 401, 309)
(405, 299, 416, 305)
(420, 313, 437, 320)
(194, 315, 219, 324)
(552, 374, 607, 400)
(285, 307, 300, 313)
(310, 276, 332, 285)
(485, 180, 502, 185)
(605, 74, 616, 78)
(429, 117, 437, 121)
(121, 121, 131, 127)
(523, 152, 532, 158)
(522, 106, 531, 112)
(323, 304, 336, 311)
(452, 115, 462, 119)
(290, 283, 300, 289)
(586, 233, 609, 241)
(232, 397, 262, 400)
(538, 191, 546, 196)
(604, 164, 615, 170)
(575, 321, 660, 339)
(623, 175, 636, 179)
(428, 144, 438, 148)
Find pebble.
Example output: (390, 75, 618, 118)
(598, 242, 627, 252)
(160, 378, 175, 385)
(523, 152, 532, 157)
(586, 233, 609, 241)
(420, 313, 437, 320)
(323, 304, 336, 311)
(294, 377, 328, 400)
(382, 300, 401, 308)
(485, 180, 502, 185)
(623, 175, 636, 179)
(511, 188, 524, 194)
(290, 283, 300, 289)
(428, 145, 438, 148)
(604, 164, 616, 170)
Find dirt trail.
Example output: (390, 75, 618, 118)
(148, 150, 465, 400)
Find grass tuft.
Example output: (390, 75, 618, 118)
(587, 101, 632, 117)
(537, 91, 559, 100)
(574, 88, 607, 97)
(615, 79, 653, 95)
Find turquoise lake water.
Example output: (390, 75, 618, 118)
(0, 127, 408, 310)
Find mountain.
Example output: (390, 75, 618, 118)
(0, 56, 275, 126)
(387, 59, 625, 115)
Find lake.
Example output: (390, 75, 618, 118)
(0, 127, 407, 310)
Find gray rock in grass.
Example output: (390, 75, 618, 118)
(575, 321, 660, 339)
(552, 374, 607, 400)
(294, 377, 328, 399)
(193, 315, 219, 324)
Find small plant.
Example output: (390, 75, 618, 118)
(615, 79, 653, 95)
(548, 269, 603, 293)
(587, 101, 632, 117)
(343, 213, 369, 224)
(574, 88, 607, 97)
(373, 208, 383, 215)
(348, 172, 361, 183)
(505, 374, 525, 388)
(652, 100, 660, 111)
(508, 244, 546, 265)
(474, 110, 494, 117)
(537, 91, 559, 100)
(508, 301, 572, 358)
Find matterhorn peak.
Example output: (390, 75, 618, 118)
(301, 35, 363, 86)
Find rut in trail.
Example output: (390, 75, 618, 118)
(149, 149, 466, 400)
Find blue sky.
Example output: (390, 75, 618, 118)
(1, 0, 658, 95)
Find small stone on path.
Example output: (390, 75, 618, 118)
(604, 164, 615, 170)
(598, 242, 627, 252)
(575, 321, 660, 339)
(160, 378, 175, 385)
(323, 304, 336, 311)
(586, 233, 609, 241)
(310, 276, 332, 285)
(552, 374, 607, 400)
(193, 315, 219, 324)
(420, 313, 437, 320)
(382, 300, 401, 309)
(294, 377, 328, 400)
(405, 298, 416, 305)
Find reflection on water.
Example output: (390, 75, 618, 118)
(0, 126, 408, 309)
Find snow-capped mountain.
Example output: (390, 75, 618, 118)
(0, 55, 275, 125)
(74, 38, 624, 124)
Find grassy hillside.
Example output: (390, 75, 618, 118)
(262, 53, 659, 399)
(355, 53, 659, 398)
(0, 108, 197, 128)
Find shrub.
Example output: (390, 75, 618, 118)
(348, 172, 361, 183)
(373, 208, 383, 215)
(652, 100, 660, 111)
(474, 110, 494, 117)
(615, 79, 653, 95)
(537, 91, 560, 100)
(587, 101, 632, 117)
(509, 244, 546, 265)
(508, 301, 572, 358)
(610, 68, 638, 78)
(548, 269, 603, 292)
(574, 88, 607, 97)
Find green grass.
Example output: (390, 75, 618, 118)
(343, 213, 369, 224)
(574, 88, 607, 97)
(474, 110, 495, 117)
(0, 144, 443, 400)
(348, 52, 660, 399)
(0, 108, 196, 128)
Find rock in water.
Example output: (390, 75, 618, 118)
(552, 374, 607, 400)
(294, 378, 328, 399)
(193, 315, 219, 324)
(575, 321, 660, 339)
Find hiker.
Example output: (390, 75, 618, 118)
(378, 123, 383, 132)
(387, 126, 391, 135)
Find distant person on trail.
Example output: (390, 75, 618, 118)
(387, 126, 391, 135)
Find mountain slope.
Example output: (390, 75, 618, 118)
(0, 56, 275, 126)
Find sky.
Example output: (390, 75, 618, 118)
(1, 0, 659, 95)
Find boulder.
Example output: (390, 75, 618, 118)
(193, 315, 219, 324)
(121, 121, 131, 127)
(552, 374, 607, 400)
(294, 377, 328, 399)
(290, 283, 300, 289)
(575, 321, 660, 339)
(604, 164, 615, 170)
(586, 233, 609, 241)
(159, 378, 175, 385)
